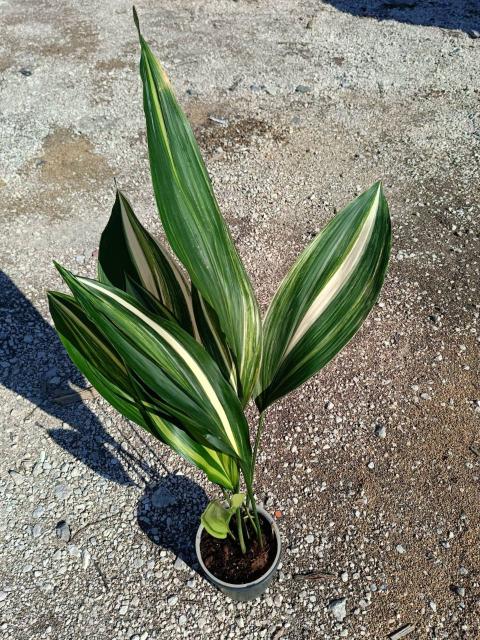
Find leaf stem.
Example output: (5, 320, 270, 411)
(252, 411, 266, 481)
(243, 504, 256, 532)
(236, 508, 246, 554)
(246, 484, 263, 548)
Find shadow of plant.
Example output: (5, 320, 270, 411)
(137, 474, 208, 572)
(0, 270, 148, 486)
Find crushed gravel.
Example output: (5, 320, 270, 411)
(1, 1, 479, 638)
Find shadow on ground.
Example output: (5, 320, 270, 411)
(137, 475, 208, 572)
(323, 0, 480, 32)
(1, 271, 210, 568)
(0, 270, 150, 486)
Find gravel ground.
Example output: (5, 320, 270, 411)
(1, 1, 479, 638)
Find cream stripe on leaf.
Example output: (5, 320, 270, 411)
(191, 285, 238, 392)
(98, 190, 193, 335)
(256, 182, 391, 411)
(55, 264, 252, 478)
(48, 291, 238, 489)
(134, 16, 262, 405)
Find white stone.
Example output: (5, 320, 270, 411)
(328, 598, 347, 622)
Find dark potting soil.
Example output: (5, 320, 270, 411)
(200, 513, 278, 584)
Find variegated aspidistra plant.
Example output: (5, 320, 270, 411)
(48, 9, 391, 554)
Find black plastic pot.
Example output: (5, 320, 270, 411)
(195, 506, 282, 601)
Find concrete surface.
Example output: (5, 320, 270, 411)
(1, 1, 479, 638)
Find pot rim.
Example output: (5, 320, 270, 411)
(195, 506, 282, 590)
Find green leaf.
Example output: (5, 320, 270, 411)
(48, 290, 239, 490)
(191, 285, 238, 392)
(200, 493, 245, 539)
(98, 190, 195, 335)
(48, 291, 145, 424)
(229, 493, 246, 510)
(256, 182, 391, 410)
(135, 19, 262, 404)
(124, 274, 177, 323)
(55, 265, 253, 479)
(201, 500, 231, 538)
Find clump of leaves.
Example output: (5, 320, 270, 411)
(48, 8, 391, 554)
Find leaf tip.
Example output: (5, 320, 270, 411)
(132, 6, 141, 36)
(53, 262, 75, 287)
(52, 260, 64, 274)
(373, 179, 384, 197)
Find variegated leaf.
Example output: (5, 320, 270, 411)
(134, 11, 262, 404)
(48, 290, 239, 490)
(191, 285, 238, 393)
(256, 182, 391, 410)
(55, 264, 253, 478)
(48, 291, 144, 424)
(98, 190, 195, 335)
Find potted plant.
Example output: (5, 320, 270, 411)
(48, 8, 391, 602)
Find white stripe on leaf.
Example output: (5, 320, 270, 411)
(119, 197, 160, 299)
(78, 278, 240, 455)
(284, 185, 381, 356)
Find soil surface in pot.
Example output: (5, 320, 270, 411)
(200, 513, 277, 584)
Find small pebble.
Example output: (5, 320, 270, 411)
(295, 85, 312, 93)
(56, 521, 71, 542)
(151, 486, 176, 508)
(396, 544, 406, 554)
(375, 424, 386, 439)
(68, 545, 81, 558)
(32, 505, 45, 518)
(54, 484, 71, 500)
(305, 534, 314, 544)
(174, 556, 188, 571)
(32, 461, 43, 477)
(328, 597, 347, 622)
(167, 595, 178, 606)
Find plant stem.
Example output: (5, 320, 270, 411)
(246, 484, 263, 548)
(252, 411, 266, 477)
(244, 505, 256, 532)
(236, 508, 246, 554)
